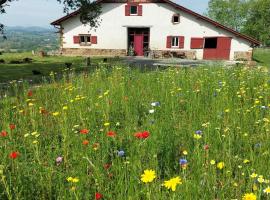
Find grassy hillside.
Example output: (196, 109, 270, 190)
(0, 26, 59, 52)
(0, 66, 269, 199)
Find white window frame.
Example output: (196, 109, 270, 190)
(79, 35, 91, 46)
(171, 36, 179, 47)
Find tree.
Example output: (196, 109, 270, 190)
(206, 0, 248, 32)
(242, 0, 270, 46)
(0, 0, 102, 36)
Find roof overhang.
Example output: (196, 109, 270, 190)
(51, 0, 260, 46)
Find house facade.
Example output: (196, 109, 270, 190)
(51, 0, 260, 60)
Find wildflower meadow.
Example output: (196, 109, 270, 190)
(0, 65, 270, 200)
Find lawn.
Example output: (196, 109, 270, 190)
(0, 52, 120, 83)
(253, 48, 270, 67)
(0, 65, 269, 199)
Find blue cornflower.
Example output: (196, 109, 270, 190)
(117, 150, 125, 157)
(151, 102, 161, 107)
(179, 158, 187, 165)
(195, 130, 203, 135)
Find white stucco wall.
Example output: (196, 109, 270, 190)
(60, 3, 253, 60)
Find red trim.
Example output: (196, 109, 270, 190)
(166, 36, 172, 48)
(178, 36, 184, 48)
(125, 5, 130, 16)
(191, 37, 204, 49)
(51, 0, 260, 45)
(138, 5, 143, 16)
(91, 36, 97, 44)
(73, 36, 80, 44)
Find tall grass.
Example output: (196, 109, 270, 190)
(0, 65, 269, 199)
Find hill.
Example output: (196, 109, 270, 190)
(0, 26, 59, 52)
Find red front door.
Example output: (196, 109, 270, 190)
(134, 35, 144, 56)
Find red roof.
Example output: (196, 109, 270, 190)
(51, 0, 260, 45)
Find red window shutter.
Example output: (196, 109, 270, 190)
(91, 36, 97, 44)
(179, 36, 184, 48)
(125, 5, 130, 16)
(190, 38, 204, 49)
(138, 5, 142, 16)
(166, 36, 172, 48)
(73, 36, 80, 44)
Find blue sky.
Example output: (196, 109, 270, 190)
(1, 0, 209, 27)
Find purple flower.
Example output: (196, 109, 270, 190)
(179, 158, 187, 165)
(56, 156, 63, 165)
(117, 150, 125, 157)
(195, 130, 203, 135)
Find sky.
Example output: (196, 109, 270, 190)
(0, 0, 209, 27)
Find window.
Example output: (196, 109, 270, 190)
(80, 35, 91, 45)
(171, 37, 179, 47)
(204, 37, 217, 48)
(130, 5, 138, 15)
(172, 14, 180, 24)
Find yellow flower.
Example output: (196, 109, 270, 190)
(210, 160, 216, 165)
(243, 159, 250, 164)
(104, 122, 110, 126)
(52, 112, 60, 116)
(193, 134, 202, 140)
(257, 176, 265, 183)
(63, 106, 68, 110)
(66, 177, 79, 183)
(163, 176, 182, 191)
(182, 150, 188, 155)
(140, 169, 156, 183)
(32, 140, 38, 144)
(250, 172, 258, 178)
(242, 193, 256, 200)
(28, 103, 34, 107)
(217, 162, 225, 170)
(225, 109, 230, 113)
(263, 186, 270, 194)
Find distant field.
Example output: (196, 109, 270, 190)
(0, 66, 269, 199)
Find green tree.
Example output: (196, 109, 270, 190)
(207, 0, 248, 31)
(242, 0, 270, 46)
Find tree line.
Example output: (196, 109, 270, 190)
(207, 0, 270, 46)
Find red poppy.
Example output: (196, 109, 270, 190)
(27, 90, 33, 97)
(82, 140, 89, 146)
(95, 192, 103, 200)
(103, 163, 111, 170)
(1, 130, 8, 137)
(9, 124, 16, 130)
(80, 129, 89, 134)
(134, 131, 150, 139)
(9, 151, 19, 159)
(204, 144, 209, 150)
(107, 131, 116, 137)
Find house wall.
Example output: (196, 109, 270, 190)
(61, 3, 253, 60)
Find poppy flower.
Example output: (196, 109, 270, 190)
(82, 140, 89, 145)
(103, 163, 111, 170)
(9, 151, 19, 159)
(40, 108, 48, 115)
(95, 192, 103, 200)
(1, 130, 7, 137)
(27, 90, 33, 97)
(107, 131, 116, 137)
(134, 131, 150, 139)
(80, 129, 89, 134)
(9, 124, 16, 130)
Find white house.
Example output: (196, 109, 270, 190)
(51, 0, 260, 60)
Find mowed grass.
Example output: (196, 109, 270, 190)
(0, 65, 269, 199)
(253, 48, 270, 67)
(0, 52, 120, 83)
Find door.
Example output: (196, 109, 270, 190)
(216, 37, 231, 60)
(134, 35, 144, 56)
(203, 37, 232, 60)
